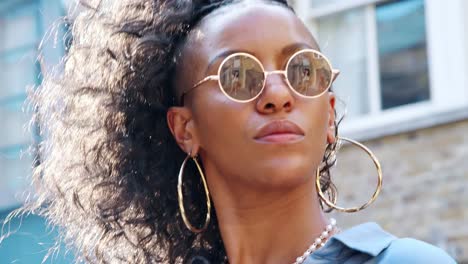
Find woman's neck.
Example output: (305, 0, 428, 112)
(209, 175, 328, 264)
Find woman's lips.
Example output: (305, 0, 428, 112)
(254, 120, 305, 143)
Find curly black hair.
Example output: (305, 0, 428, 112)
(19, 0, 339, 263)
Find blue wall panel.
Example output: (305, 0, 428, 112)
(0, 209, 74, 263)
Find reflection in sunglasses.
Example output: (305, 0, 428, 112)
(185, 49, 339, 103)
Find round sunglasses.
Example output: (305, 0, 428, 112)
(181, 49, 340, 103)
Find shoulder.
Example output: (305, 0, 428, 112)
(375, 237, 457, 263)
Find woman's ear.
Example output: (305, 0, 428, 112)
(326, 92, 336, 144)
(167, 107, 200, 155)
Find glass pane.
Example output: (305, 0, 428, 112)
(0, 209, 75, 263)
(316, 8, 369, 118)
(0, 51, 37, 98)
(0, 5, 38, 53)
(377, 0, 430, 109)
(0, 98, 30, 148)
(312, 0, 341, 8)
(0, 1, 40, 213)
(0, 155, 31, 208)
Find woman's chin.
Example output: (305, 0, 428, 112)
(249, 161, 317, 191)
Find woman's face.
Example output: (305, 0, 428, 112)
(169, 1, 336, 191)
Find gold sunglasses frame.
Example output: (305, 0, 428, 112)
(181, 49, 340, 103)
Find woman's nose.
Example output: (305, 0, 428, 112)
(255, 72, 296, 114)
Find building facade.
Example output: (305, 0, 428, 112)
(1, 0, 467, 263)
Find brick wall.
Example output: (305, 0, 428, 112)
(328, 120, 468, 262)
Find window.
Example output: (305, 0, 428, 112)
(316, 8, 369, 117)
(0, 0, 41, 210)
(0, 0, 65, 210)
(376, 0, 429, 110)
(315, 0, 430, 116)
(317, 0, 430, 114)
(296, 0, 468, 139)
(0, 1, 72, 263)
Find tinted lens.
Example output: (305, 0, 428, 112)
(286, 51, 332, 96)
(219, 54, 264, 101)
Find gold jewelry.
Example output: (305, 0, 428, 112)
(177, 153, 211, 233)
(316, 136, 383, 213)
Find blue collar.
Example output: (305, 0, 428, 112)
(312, 222, 397, 259)
(331, 222, 396, 256)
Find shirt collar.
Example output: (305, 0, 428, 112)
(314, 222, 397, 258)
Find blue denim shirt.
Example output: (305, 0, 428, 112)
(304, 222, 456, 264)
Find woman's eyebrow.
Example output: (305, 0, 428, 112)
(205, 49, 252, 74)
(281, 42, 315, 55)
(204, 42, 315, 74)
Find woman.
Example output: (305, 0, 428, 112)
(25, 0, 456, 263)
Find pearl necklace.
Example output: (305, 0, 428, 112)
(292, 218, 338, 264)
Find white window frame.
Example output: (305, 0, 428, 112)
(294, 0, 468, 140)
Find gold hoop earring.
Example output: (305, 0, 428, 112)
(177, 154, 211, 233)
(316, 136, 383, 213)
